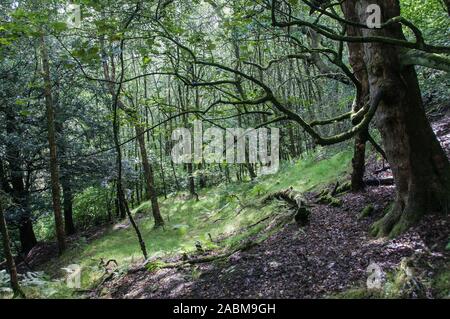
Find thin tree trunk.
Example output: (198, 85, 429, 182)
(187, 162, 197, 199)
(158, 131, 168, 198)
(0, 197, 25, 298)
(107, 26, 148, 259)
(40, 34, 65, 253)
(135, 125, 164, 228)
(171, 158, 181, 190)
(54, 84, 76, 236)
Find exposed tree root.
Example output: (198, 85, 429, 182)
(262, 187, 311, 226)
(370, 201, 421, 238)
(316, 193, 342, 207)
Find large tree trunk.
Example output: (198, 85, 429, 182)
(40, 35, 66, 253)
(135, 125, 164, 228)
(354, 0, 450, 236)
(7, 162, 37, 254)
(5, 101, 37, 254)
(0, 197, 25, 298)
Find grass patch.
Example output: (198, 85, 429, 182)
(30, 149, 352, 298)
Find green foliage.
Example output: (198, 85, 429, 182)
(31, 149, 351, 296)
(73, 186, 111, 229)
(401, 0, 449, 46)
(0, 269, 74, 299)
(400, 0, 450, 106)
(34, 214, 56, 241)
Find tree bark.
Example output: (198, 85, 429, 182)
(61, 179, 76, 235)
(341, 1, 371, 192)
(40, 34, 66, 253)
(135, 125, 164, 228)
(353, 0, 450, 236)
(186, 163, 198, 200)
(104, 28, 148, 259)
(5, 107, 37, 253)
(0, 195, 25, 298)
(351, 130, 369, 191)
(54, 103, 76, 235)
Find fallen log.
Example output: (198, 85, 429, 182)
(364, 178, 394, 186)
(128, 205, 296, 275)
(262, 187, 310, 226)
(137, 240, 258, 272)
(315, 180, 351, 199)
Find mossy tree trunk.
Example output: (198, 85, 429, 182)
(352, 0, 450, 236)
(342, 1, 370, 192)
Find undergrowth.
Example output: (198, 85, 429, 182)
(4, 149, 352, 298)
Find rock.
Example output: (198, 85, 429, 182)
(269, 261, 281, 269)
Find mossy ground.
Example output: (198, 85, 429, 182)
(19, 149, 352, 298)
(332, 264, 450, 299)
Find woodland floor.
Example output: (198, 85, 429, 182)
(92, 114, 450, 299)
(8, 112, 449, 299)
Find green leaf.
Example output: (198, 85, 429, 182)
(142, 56, 152, 66)
(51, 22, 68, 32)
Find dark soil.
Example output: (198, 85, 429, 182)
(98, 114, 450, 299)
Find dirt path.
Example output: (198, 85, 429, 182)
(100, 186, 448, 299)
(99, 115, 450, 299)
